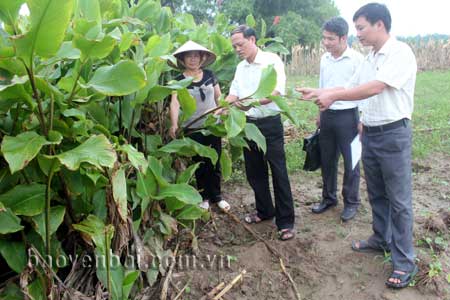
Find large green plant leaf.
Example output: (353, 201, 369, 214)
(244, 123, 267, 153)
(177, 88, 196, 122)
(225, 107, 246, 138)
(53, 134, 117, 171)
(148, 156, 169, 188)
(86, 61, 146, 96)
(0, 240, 26, 273)
(154, 183, 201, 205)
(1, 131, 55, 174)
(268, 95, 299, 126)
(31, 206, 65, 242)
(14, 0, 74, 63)
(0, 183, 45, 216)
(176, 205, 205, 220)
(111, 167, 127, 222)
(0, 202, 23, 234)
(136, 171, 157, 200)
(176, 163, 200, 184)
(159, 138, 218, 164)
(0, 0, 25, 26)
(145, 33, 172, 57)
(250, 64, 277, 100)
(73, 215, 114, 254)
(73, 20, 116, 60)
(220, 151, 232, 181)
(119, 144, 148, 174)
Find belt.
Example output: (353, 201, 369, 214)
(325, 107, 358, 113)
(363, 118, 408, 133)
(246, 114, 280, 122)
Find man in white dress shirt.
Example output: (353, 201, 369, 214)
(226, 25, 295, 241)
(298, 3, 418, 288)
(311, 17, 363, 222)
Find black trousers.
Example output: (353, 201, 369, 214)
(244, 114, 295, 230)
(319, 108, 360, 208)
(188, 131, 222, 203)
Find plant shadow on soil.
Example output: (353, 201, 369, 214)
(165, 153, 450, 300)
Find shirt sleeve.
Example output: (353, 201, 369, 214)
(376, 45, 417, 90)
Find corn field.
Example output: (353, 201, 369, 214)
(286, 39, 450, 76)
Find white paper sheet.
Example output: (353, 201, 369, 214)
(351, 135, 362, 170)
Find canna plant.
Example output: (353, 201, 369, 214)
(0, 0, 295, 299)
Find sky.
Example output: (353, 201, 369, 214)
(333, 0, 450, 37)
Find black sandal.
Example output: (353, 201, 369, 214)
(385, 265, 419, 289)
(351, 240, 390, 253)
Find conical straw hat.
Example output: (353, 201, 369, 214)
(169, 40, 216, 69)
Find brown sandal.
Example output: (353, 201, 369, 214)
(244, 212, 263, 224)
(278, 228, 295, 241)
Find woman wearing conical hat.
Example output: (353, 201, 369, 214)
(169, 41, 230, 212)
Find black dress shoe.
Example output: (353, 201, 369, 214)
(341, 206, 358, 221)
(311, 201, 337, 214)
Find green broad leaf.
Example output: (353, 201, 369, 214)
(229, 136, 249, 148)
(0, 202, 23, 234)
(73, 34, 116, 60)
(63, 108, 86, 120)
(14, 0, 74, 62)
(87, 60, 146, 96)
(244, 123, 267, 153)
(246, 15, 256, 28)
(136, 171, 157, 200)
(159, 138, 218, 165)
(225, 107, 246, 138)
(145, 135, 163, 153)
(75, 0, 102, 28)
(260, 19, 267, 39)
(156, 7, 172, 33)
(92, 189, 107, 223)
(176, 205, 205, 220)
(111, 167, 128, 222)
(264, 42, 290, 55)
(53, 134, 117, 171)
(159, 212, 178, 236)
(119, 32, 135, 52)
(37, 155, 60, 176)
(0, 75, 28, 92)
(123, 270, 139, 300)
(0, 0, 25, 26)
(56, 41, 81, 60)
(0, 282, 23, 300)
(250, 64, 277, 100)
(28, 279, 45, 300)
(1, 131, 55, 174)
(145, 33, 172, 57)
(148, 156, 169, 188)
(0, 183, 45, 216)
(220, 150, 232, 181)
(147, 85, 172, 102)
(73, 215, 114, 254)
(0, 239, 28, 274)
(31, 206, 65, 242)
(119, 144, 148, 174)
(166, 77, 193, 90)
(176, 163, 200, 184)
(177, 88, 196, 122)
(164, 197, 185, 212)
(268, 95, 299, 126)
(210, 34, 232, 55)
(154, 183, 202, 205)
(96, 249, 124, 300)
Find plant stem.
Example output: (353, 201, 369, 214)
(45, 162, 56, 262)
(183, 97, 250, 130)
(105, 231, 112, 300)
(67, 61, 85, 104)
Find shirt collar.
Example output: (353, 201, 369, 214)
(369, 37, 395, 58)
(325, 46, 351, 61)
(243, 48, 263, 66)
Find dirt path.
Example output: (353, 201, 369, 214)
(168, 153, 450, 300)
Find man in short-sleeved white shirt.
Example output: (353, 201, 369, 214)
(226, 25, 295, 241)
(298, 3, 418, 289)
(311, 17, 364, 222)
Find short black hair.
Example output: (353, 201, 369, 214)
(231, 25, 257, 41)
(353, 3, 392, 33)
(322, 17, 349, 37)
